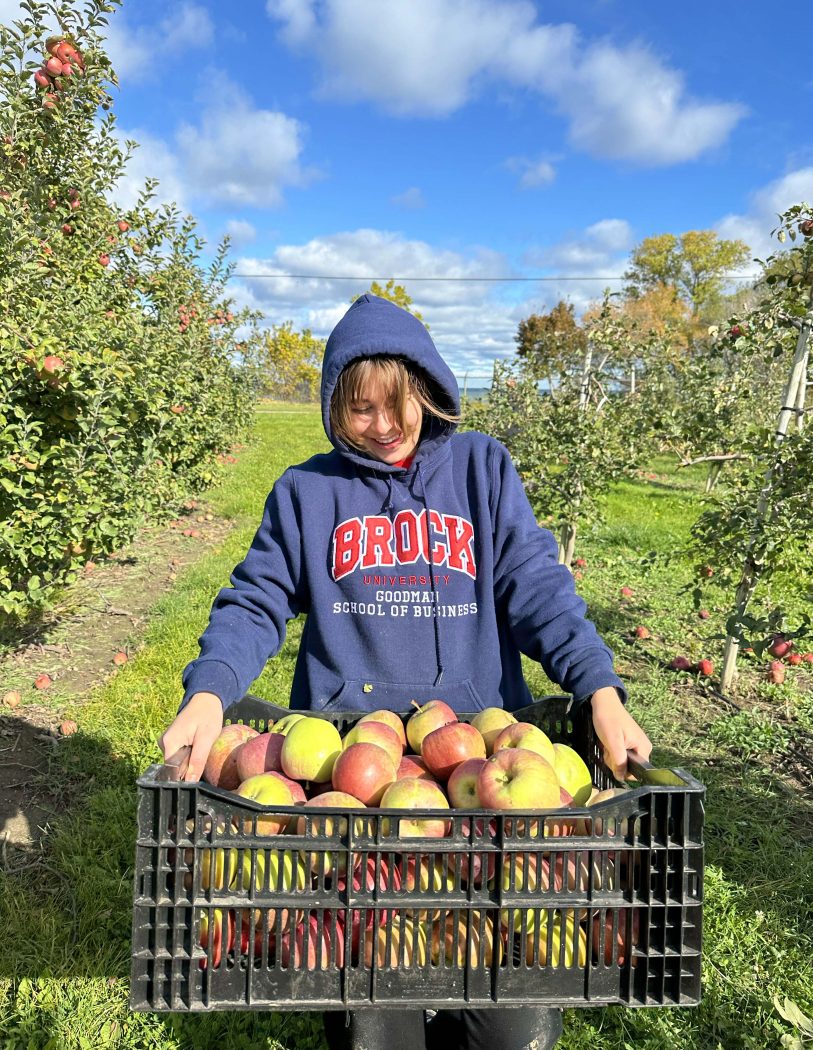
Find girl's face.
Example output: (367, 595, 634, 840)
(348, 378, 423, 463)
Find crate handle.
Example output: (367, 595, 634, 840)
(626, 749, 686, 786)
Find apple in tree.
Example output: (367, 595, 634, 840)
(396, 754, 438, 782)
(447, 757, 487, 808)
(471, 707, 517, 755)
(406, 700, 457, 754)
(281, 717, 342, 783)
(477, 748, 560, 811)
(332, 742, 397, 805)
(422, 721, 486, 780)
(203, 723, 259, 789)
(493, 722, 555, 767)
(380, 778, 451, 838)
(342, 720, 403, 768)
(357, 709, 407, 748)
(236, 772, 296, 835)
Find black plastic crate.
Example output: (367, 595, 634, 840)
(130, 694, 704, 1012)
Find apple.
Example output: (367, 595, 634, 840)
(396, 754, 437, 782)
(591, 908, 641, 966)
(117, 219, 130, 232)
(620, 586, 634, 598)
(203, 723, 258, 789)
(336, 855, 402, 954)
(492, 722, 555, 767)
(478, 747, 560, 815)
(296, 791, 366, 877)
(668, 656, 692, 671)
(787, 652, 803, 666)
(34, 69, 51, 88)
(198, 908, 235, 969)
(269, 712, 306, 736)
(422, 721, 486, 780)
(574, 557, 587, 569)
(471, 707, 518, 755)
(277, 912, 345, 971)
(42, 93, 58, 110)
(696, 658, 714, 677)
(574, 787, 628, 836)
(768, 636, 793, 659)
(98, 254, 110, 267)
(767, 660, 785, 685)
(281, 717, 342, 783)
(332, 742, 397, 805)
(551, 743, 592, 806)
(263, 770, 306, 806)
(523, 910, 587, 967)
(235, 731, 285, 782)
(406, 700, 457, 753)
(634, 625, 650, 640)
(342, 720, 403, 768)
(357, 709, 407, 748)
(361, 912, 430, 967)
(45, 56, 62, 76)
(698, 609, 710, 620)
(799, 219, 813, 237)
(447, 756, 488, 808)
(432, 911, 502, 966)
(236, 772, 296, 835)
(380, 778, 451, 838)
(803, 654, 813, 664)
(40, 355, 64, 377)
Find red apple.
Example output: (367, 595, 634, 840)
(34, 69, 51, 88)
(768, 636, 793, 658)
(235, 731, 285, 782)
(277, 913, 345, 971)
(477, 748, 560, 811)
(668, 656, 692, 671)
(447, 757, 488, 808)
(698, 609, 710, 620)
(493, 722, 555, 766)
(634, 625, 650, 640)
(203, 723, 258, 789)
(336, 855, 402, 954)
(342, 720, 403, 768)
(396, 754, 437, 782)
(357, 709, 407, 748)
(198, 908, 235, 969)
(406, 700, 457, 753)
(788, 652, 803, 666)
(421, 721, 486, 780)
(767, 661, 785, 685)
(696, 658, 714, 677)
(620, 586, 634, 598)
(117, 219, 130, 232)
(296, 791, 366, 877)
(98, 253, 110, 267)
(332, 742, 397, 805)
(380, 778, 451, 838)
(802, 653, 813, 664)
(470, 707, 518, 755)
(45, 56, 63, 76)
(591, 908, 641, 966)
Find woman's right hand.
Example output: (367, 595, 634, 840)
(157, 691, 224, 783)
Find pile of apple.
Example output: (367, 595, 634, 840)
(191, 701, 630, 971)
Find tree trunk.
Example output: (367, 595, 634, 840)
(721, 299, 811, 691)
(795, 348, 809, 432)
(705, 460, 724, 493)
(558, 521, 577, 567)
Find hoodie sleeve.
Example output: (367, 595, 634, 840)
(489, 442, 627, 705)
(178, 469, 308, 712)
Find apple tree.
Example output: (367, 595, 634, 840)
(0, 0, 264, 621)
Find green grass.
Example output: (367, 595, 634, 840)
(1, 405, 812, 1049)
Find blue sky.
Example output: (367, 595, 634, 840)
(12, 0, 813, 379)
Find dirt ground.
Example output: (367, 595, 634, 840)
(0, 499, 236, 864)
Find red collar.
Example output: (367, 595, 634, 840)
(392, 455, 414, 469)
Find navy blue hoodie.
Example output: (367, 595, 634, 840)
(180, 294, 626, 714)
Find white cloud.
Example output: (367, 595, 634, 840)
(224, 219, 257, 247)
(229, 228, 532, 377)
(175, 73, 319, 206)
(102, 3, 214, 84)
(266, 0, 745, 165)
(505, 156, 556, 189)
(391, 186, 426, 209)
(716, 166, 813, 273)
(110, 74, 317, 213)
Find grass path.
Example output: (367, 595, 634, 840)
(1, 405, 811, 1049)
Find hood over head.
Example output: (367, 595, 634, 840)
(320, 294, 460, 470)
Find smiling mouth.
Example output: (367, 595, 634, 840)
(372, 435, 402, 448)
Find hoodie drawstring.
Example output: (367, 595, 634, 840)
(417, 463, 445, 688)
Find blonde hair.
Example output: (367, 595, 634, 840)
(330, 357, 459, 453)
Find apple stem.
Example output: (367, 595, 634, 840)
(410, 700, 422, 713)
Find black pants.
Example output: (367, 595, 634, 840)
(323, 1006, 563, 1050)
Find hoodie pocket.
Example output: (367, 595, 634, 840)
(316, 678, 487, 715)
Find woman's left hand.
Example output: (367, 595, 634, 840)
(590, 686, 652, 781)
